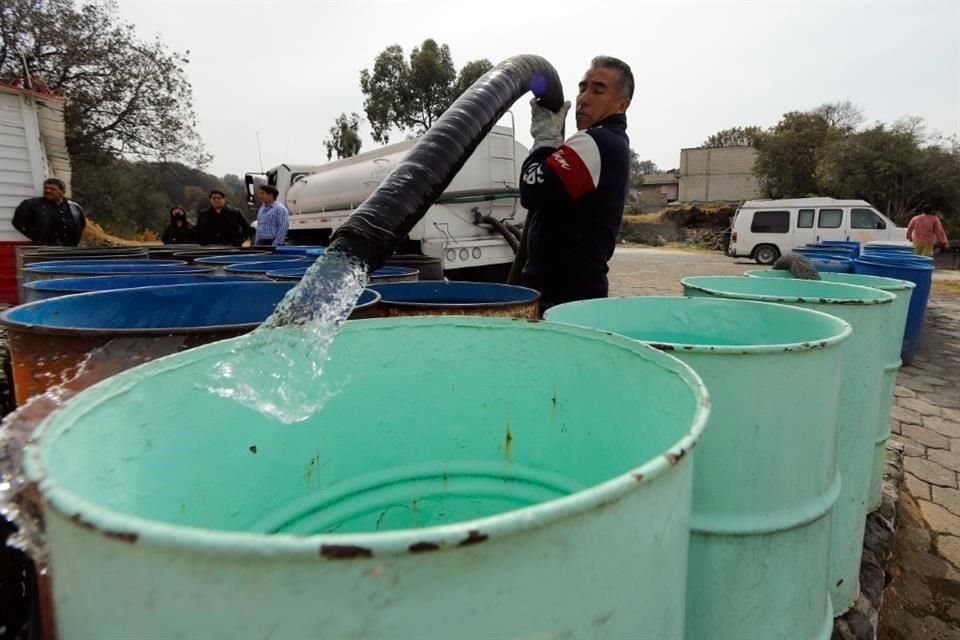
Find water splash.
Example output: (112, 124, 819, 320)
(204, 251, 368, 424)
(1, 340, 155, 567)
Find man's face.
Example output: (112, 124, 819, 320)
(210, 194, 226, 209)
(257, 188, 274, 205)
(575, 66, 631, 130)
(43, 182, 65, 202)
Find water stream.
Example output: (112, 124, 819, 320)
(204, 251, 368, 424)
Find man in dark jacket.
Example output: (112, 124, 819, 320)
(12, 178, 86, 246)
(194, 190, 253, 246)
(519, 55, 633, 312)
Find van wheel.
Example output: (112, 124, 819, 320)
(753, 244, 780, 265)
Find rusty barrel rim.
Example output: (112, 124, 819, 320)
(369, 281, 541, 308)
(24, 316, 709, 559)
(547, 296, 853, 356)
(267, 266, 420, 282)
(681, 275, 896, 306)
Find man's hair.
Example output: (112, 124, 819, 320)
(209, 190, 226, 198)
(919, 204, 933, 214)
(258, 184, 279, 198)
(590, 55, 634, 100)
(43, 177, 66, 191)
(169, 205, 186, 215)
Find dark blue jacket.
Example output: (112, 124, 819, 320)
(13, 197, 86, 246)
(519, 113, 629, 307)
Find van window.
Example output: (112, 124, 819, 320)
(818, 208, 843, 229)
(750, 210, 789, 233)
(851, 208, 886, 230)
(797, 209, 815, 228)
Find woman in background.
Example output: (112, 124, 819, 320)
(161, 205, 195, 244)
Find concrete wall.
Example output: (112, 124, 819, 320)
(636, 183, 679, 210)
(679, 146, 760, 202)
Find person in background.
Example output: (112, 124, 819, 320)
(194, 190, 253, 246)
(12, 177, 86, 246)
(161, 205, 195, 244)
(906, 205, 949, 257)
(518, 55, 633, 313)
(254, 185, 289, 247)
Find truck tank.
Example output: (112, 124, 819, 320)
(285, 126, 527, 216)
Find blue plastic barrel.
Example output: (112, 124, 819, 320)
(793, 247, 853, 260)
(860, 252, 934, 266)
(820, 241, 861, 257)
(0, 282, 381, 404)
(23, 274, 262, 303)
(267, 266, 420, 284)
(863, 242, 912, 251)
(808, 257, 853, 273)
(274, 246, 326, 255)
(23, 263, 214, 289)
(195, 254, 311, 266)
(790, 250, 854, 273)
(803, 244, 857, 258)
(854, 258, 933, 364)
(306, 248, 326, 257)
(26, 259, 184, 268)
(368, 281, 540, 319)
(224, 259, 312, 276)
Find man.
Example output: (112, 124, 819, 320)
(519, 55, 632, 312)
(906, 205, 949, 256)
(194, 190, 253, 246)
(254, 185, 290, 246)
(12, 178, 86, 246)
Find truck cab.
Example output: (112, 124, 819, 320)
(244, 164, 321, 213)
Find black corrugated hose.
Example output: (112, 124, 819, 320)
(328, 54, 564, 271)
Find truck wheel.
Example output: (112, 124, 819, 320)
(753, 244, 780, 265)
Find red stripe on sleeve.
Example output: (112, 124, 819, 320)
(546, 145, 596, 200)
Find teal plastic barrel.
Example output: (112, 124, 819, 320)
(546, 297, 850, 640)
(24, 317, 708, 639)
(680, 276, 894, 614)
(745, 269, 915, 512)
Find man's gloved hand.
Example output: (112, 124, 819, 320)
(530, 98, 571, 151)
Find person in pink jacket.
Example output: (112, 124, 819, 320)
(906, 205, 949, 256)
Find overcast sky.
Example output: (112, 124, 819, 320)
(114, 0, 960, 178)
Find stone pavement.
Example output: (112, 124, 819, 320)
(880, 295, 960, 640)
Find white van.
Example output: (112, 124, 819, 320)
(727, 197, 906, 264)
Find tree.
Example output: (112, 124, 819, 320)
(360, 39, 493, 143)
(817, 120, 960, 225)
(72, 155, 238, 237)
(0, 0, 207, 167)
(453, 58, 494, 97)
(813, 100, 864, 133)
(702, 126, 763, 148)
(753, 112, 837, 198)
(629, 149, 662, 187)
(323, 112, 363, 160)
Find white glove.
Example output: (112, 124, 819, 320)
(530, 98, 571, 151)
